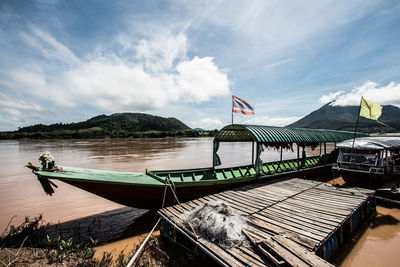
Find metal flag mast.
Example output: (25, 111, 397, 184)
(350, 96, 364, 158)
(232, 95, 234, 124)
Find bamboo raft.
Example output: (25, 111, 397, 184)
(158, 177, 375, 266)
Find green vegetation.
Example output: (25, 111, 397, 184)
(0, 215, 198, 267)
(0, 113, 219, 139)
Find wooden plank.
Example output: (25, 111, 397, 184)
(272, 235, 334, 267)
(258, 211, 331, 236)
(240, 247, 270, 266)
(290, 196, 356, 211)
(273, 202, 346, 221)
(260, 236, 312, 267)
(228, 190, 276, 206)
(293, 193, 363, 208)
(247, 216, 318, 250)
(271, 204, 342, 226)
(227, 247, 267, 267)
(249, 213, 324, 242)
(219, 190, 268, 208)
(222, 191, 270, 209)
(283, 198, 351, 216)
(198, 238, 243, 267)
(243, 230, 286, 266)
(205, 194, 259, 214)
(265, 207, 336, 230)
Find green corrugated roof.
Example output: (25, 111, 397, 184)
(214, 124, 369, 143)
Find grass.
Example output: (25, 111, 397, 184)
(0, 215, 184, 267)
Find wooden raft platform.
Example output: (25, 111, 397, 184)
(158, 177, 375, 267)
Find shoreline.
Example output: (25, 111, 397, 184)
(1, 202, 400, 266)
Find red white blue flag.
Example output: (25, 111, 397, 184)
(232, 95, 254, 115)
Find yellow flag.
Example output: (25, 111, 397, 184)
(359, 97, 382, 120)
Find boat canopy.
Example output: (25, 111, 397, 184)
(214, 124, 367, 144)
(336, 136, 400, 150)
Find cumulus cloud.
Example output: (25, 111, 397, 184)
(187, 118, 224, 130)
(135, 30, 187, 73)
(319, 81, 400, 106)
(1, 26, 231, 118)
(236, 115, 303, 127)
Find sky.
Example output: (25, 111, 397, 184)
(0, 0, 400, 131)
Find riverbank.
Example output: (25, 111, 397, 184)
(0, 129, 217, 139)
(1, 203, 399, 266)
(0, 210, 211, 267)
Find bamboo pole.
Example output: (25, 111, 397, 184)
(350, 97, 363, 160)
(126, 218, 161, 267)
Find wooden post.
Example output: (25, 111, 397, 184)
(252, 141, 255, 164)
(212, 141, 216, 169)
(324, 142, 327, 155)
(280, 147, 283, 162)
(350, 97, 363, 160)
(297, 143, 300, 170)
(339, 228, 343, 245)
(361, 204, 365, 219)
(349, 216, 353, 233)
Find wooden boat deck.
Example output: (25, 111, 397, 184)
(158, 177, 375, 266)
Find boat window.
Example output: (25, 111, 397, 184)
(339, 151, 379, 166)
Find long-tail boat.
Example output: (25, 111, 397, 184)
(332, 135, 400, 188)
(27, 124, 366, 209)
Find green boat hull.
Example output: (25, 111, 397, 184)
(32, 156, 331, 209)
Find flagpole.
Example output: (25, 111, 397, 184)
(231, 96, 234, 125)
(350, 96, 363, 158)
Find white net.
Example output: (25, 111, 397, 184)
(181, 200, 248, 248)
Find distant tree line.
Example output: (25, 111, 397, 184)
(0, 113, 219, 139)
(0, 129, 219, 139)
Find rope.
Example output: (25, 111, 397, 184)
(164, 177, 199, 240)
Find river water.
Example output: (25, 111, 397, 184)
(0, 138, 399, 265)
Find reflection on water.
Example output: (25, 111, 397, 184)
(335, 206, 400, 267)
(0, 138, 331, 229)
(1, 138, 399, 265)
(1, 137, 210, 229)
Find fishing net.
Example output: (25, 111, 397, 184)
(181, 200, 248, 248)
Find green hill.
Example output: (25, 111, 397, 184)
(288, 103, 400, 133)
(0, 113, 202, 139)
(19, 113, 190, 132)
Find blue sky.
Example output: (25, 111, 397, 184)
(0, 0, 399, 131)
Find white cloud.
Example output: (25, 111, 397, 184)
(319, 90, 345, 104)
(235, 115, 303, 127)
(21, 25, 80, 65)
(0, 92, 51, 122)
(135, 30, 187, 73)
(264, 58, 295, 69)
(187, 118, 224, 130)
(319, 81, 400, 106)
(185, 0, 377, 60)
(1, 26, 231, 121)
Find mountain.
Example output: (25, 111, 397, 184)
(0, 113, 198, 139)
(18, 113, 190, 133)
(288, 103, 400, 133)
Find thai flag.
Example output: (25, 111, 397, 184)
(232, 95, 255, 115)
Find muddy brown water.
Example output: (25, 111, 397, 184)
(0, 138, 399, 265)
